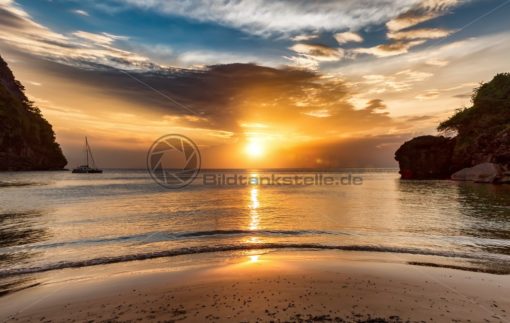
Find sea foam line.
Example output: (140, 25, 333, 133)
(0, 243, 509, 277)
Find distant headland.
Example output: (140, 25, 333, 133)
(395, 73, 510, 183)
(0, 54, 67, 171)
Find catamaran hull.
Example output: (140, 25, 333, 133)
(72, 169, 103, 174)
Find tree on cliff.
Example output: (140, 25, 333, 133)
(438, 73, 510, 169)
(439, 73, 510, 135)
(0, 54, 67, 170)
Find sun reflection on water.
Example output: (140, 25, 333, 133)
(249, 187, 260, 231)
(246, 174, 262, 245)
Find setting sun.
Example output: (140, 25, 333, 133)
(245, 141, 265, 157)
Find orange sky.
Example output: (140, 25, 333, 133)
(1, 0, 509, 168)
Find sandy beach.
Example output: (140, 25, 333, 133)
(0, 251, 508, 322)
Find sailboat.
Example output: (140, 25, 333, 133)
(72, 137, 103, 174)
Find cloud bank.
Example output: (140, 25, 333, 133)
(108, 0, 428, 36)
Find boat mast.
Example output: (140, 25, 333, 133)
(86, 137, 98, 169)
(85, 137, 89, 167)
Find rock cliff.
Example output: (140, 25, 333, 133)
(395, 136, 456, 179)
(0, 54, 67, 171)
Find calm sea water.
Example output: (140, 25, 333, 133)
(0, 169, 509, 294)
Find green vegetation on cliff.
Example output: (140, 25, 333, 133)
(438, 73, 510, 169)
(0, 55, 67, 170)
(439, 73, 510, 133)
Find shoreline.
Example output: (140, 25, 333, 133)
(1, 244, 508, 278)
(1, 250, 508, 322)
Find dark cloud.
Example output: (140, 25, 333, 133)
(12, 49, 393, 135)
(3, 48, 400, 168)
(452, 93, 471, 99)
(363, 99, 387, 113)
(406, 115, 435, 122)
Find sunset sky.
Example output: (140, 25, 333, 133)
(1, 0, 509, 168)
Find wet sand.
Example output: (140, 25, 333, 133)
(0, 251, 508, 322)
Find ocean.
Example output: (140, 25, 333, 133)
(0, 169, 509, 295)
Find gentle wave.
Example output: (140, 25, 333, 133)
(0, 181, 47, 188)
(407, 262, 509, 275)
(0, 229, 340, 252)
(177, 229, 336, 238)
(1, 243, 509, 277)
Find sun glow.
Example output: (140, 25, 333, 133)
(245, 141, 265, 157)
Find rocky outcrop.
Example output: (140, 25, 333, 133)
(451, 162, 504, 183)
(0, 54, 67, 171)
(395, 73, 510, 183)
(395, 136, 456, 179)
(448, 122, 510, 173)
